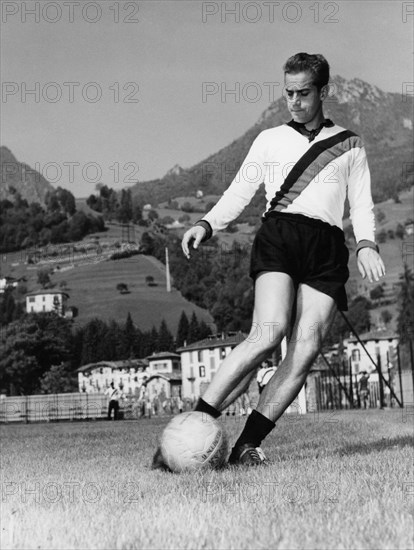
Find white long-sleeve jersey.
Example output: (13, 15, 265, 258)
(202, 122, 376, 244)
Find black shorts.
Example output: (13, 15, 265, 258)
(250, 212, 350, 311)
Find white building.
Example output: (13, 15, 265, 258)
(26, 290, 69, 316)
(176, 332, 246, 400)
(77, 359, 148, 395)
(345, 329, 399, 376)
(143, 352, 182, 400)
(77, 353, 182, 400)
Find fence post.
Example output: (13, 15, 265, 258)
(25, 395, 29, 424)
(348, 357, 354, 408)
(377, 354, 385, 409)
(409, 339, 414, 399)
(397, 344, 404, 407)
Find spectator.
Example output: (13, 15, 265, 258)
(105, 382, 124, 420)
(358, 371, 370, 409)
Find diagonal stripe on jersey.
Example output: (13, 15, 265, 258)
(264, 130, 362, 216)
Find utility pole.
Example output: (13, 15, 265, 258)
(165, 247, 171, 292)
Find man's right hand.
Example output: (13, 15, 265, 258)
(181, 226, 206, 259)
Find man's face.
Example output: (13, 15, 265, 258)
(284, 71, 325, 125)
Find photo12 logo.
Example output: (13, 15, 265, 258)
(201, 2, 340, 24)
(2, 82, 140, 104)
(1, 161, 140, 185)
(1, 2, 140, 24)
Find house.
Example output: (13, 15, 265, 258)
(176, 332, 246, 400)
(77, 359, 148, 395)
(26, 290, 69, 316)
(143, 352, 182, 400)
(345, 329, 399, 376)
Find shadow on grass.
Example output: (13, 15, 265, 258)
(335, 434, 414, 457)
(270, 435, 414, 463)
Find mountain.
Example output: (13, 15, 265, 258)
(0, 147, 54, 205)
(131, 76, 413, 205)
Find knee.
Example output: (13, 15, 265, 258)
(246, 319, 289, 355)
(289, 326, 322, 359)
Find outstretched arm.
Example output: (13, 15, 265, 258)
(347, 146, 385, 283)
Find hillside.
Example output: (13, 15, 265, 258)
(130, 76, 413, 205)
(51, 255, 214, 333)
(0, 147, 54, 205)
(1, 221, 214, 334)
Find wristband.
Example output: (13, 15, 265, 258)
(356, 240, 379, 255)
(194, 220, 213, 242)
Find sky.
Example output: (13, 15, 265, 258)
(1, 0, 413, 198)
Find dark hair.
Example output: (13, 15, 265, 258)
(283, 53, 330, 90)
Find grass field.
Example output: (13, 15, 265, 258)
(1, 409, 413, 550)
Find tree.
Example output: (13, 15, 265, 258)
(124, 313, 137, 358)
(80, 318, 108, 365)
(377, 229, 387, 243)
(116, 283, 129, 294)
(176, 311, 190, 347)
(370, 284, 384, 302)
(149, 326, 159, 353)
(395, 223, 405, 239)
(40, 363, 77, 394)
(37, 268, 52, 289)
(147, 209, 159, 222)
(158, 319, 174, 352)
(397, 265, 414, 343)
(0, 313, 74, 395)
(187, 312, 201, 344)
(380, 309, 392, 326)
(118, 189, 133, 223)
(376, 209, 386, 224)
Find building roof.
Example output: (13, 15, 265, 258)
(26, 289, 70, 298)
(77, 359, 148, 373)
(176, 331, 247, 352)
(146, 352, 181, 361)
(348, 329, 399, 344)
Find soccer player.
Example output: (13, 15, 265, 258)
(153, 52, 385, 468)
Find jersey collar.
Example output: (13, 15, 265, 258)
(287, 118, 334, 142)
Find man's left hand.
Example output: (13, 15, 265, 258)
(357, 248, 386, 283)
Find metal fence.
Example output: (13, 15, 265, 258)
(0, 393, 198, 423)
(311, 369, 412, 411)
(0, 393, 108, 423)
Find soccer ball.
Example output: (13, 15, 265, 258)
(160, 411, 228, 473)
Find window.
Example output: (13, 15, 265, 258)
(199, 365, 206, 378)
(29, 297, 35, 303)
(197, 350, 203, 362)
(220, 347, 226, 359)
(351, 349, 361, 361)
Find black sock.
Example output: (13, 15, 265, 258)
(194, 397, 221, 419)
(234, 410, 275, 448)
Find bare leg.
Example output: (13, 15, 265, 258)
(218, 369, 257, 411)
(257, 284, 337, 423)
(202, 272, 295, 409)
